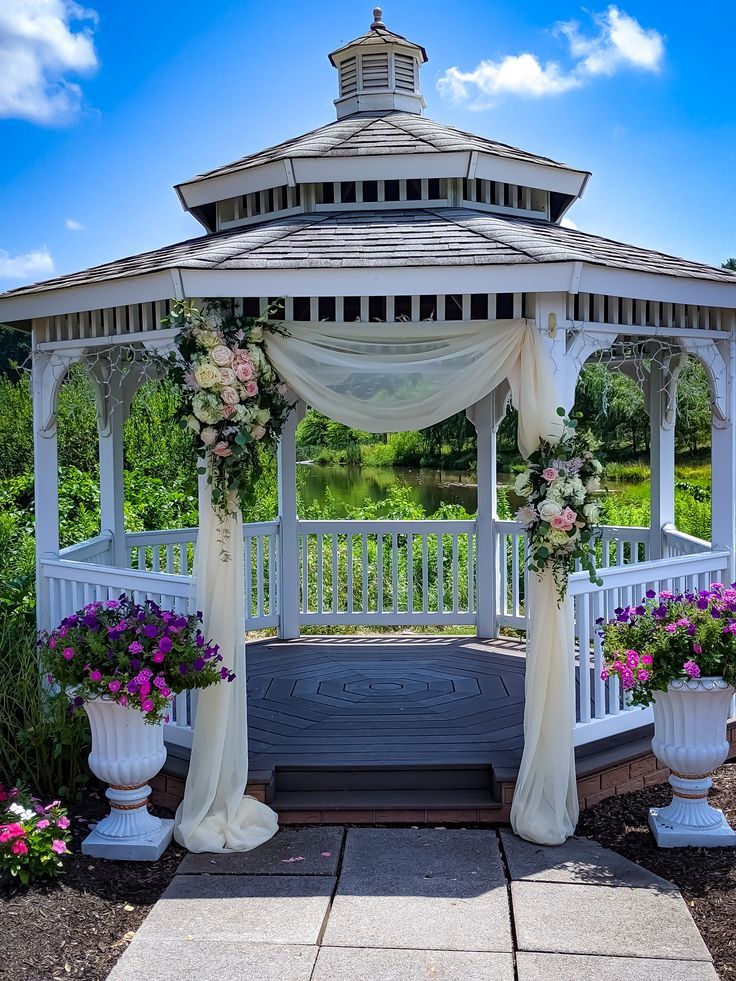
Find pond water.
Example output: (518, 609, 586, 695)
(298, 463, 481, 515)
(297, 462, 648, 517)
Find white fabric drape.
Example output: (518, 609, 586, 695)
(266, 319, 561, 453)
(265, 316, 578, 845)
(174, 479, 278, 852)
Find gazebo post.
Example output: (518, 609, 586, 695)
(710, 338, 736, 578)
(648, 358, 678, 560)
(277, 397, 302, 639)
(472, 393, 496, 639)
(94, 361, 128, 568)
(31, 349, 62, 632)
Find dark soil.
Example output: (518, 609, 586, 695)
(579, 763, 736, 979)
(0, 792, 184, 981)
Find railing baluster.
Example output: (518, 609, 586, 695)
(422, 533, 429, 613)
(392, 533, 398, 613)
(407, 532, 414, 614)
(576, 594, 591, 724)
(452, 533, 459, 613)
(377, 533, 383, 614)
(347, 533, 354, 615)
(332, 533, 339, 615)
(511, 532, 520, 618)
(362, 534, 369, 613)
(244, 534, 252, 620)
(437, 530, 444, 613)
(256, 535, 265, 619)
(317, 533, 324, 614)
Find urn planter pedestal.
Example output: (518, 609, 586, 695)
(81, 698, 174, 861)
(649, 676, 736, 848)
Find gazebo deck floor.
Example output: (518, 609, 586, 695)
(158, 635, 658, 824)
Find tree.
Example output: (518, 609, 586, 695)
(722, 258, 736, 271)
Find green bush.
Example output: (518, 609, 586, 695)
(361, 443, 395, 467)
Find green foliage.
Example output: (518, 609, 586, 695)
(0, 787, 72, 886)
(125, 379, 197, 486)
(0, 325, 31, 380)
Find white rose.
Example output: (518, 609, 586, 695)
(219, 367, 236, 385)
(211, 345, 234, 367)
(249, 325, 264, 343)
(200, 427, 218, 446)
(221, 386, 240, 405)
(538, 500, 563, 523)
(194, 361, 219, 388)
(514, 471, 534, 498)
(255, 408, 271, 426)
(583, 503, 600, 523)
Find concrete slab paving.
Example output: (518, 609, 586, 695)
(313, 947, 515, 981)
(516, 952, 719, 980)
(323, 874, 513, 952)
(106, 939, 317, 981)
(500, 830, 677, 890)
(340, 827, 504, 881)
(512, 881, 711, 962)
(135, 874, 335, 946)
(177, 827, 344, 876)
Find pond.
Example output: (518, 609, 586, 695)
(298, 463, 481, 515)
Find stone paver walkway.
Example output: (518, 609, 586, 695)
(107, 827, 717, 981)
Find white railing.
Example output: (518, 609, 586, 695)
(298, 519, 476, 625)
(495, 522, 652, 629)
(126, 528, 197, 576)
(663, 524, 712, 557)
(60, 531, 114, 565)
(569, 548, 731, 745)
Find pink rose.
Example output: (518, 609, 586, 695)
(235, 361, 254, 382)
(211, 345, 233, 367)
(542, 467, 559, 482)
(244, 380, 258, 398)
(221, 403, 236, 417)
(561, 507, 577, 524)
(219, 367, 236, 385)
(213, 441, 232, 458)
(550, 515, 570, 530)
(221, 386, 239, 405)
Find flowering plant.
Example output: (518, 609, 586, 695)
(164, 298, 293, 521)
(515, 409, 604, 600)
(39, 594, 235, 724)
(601, 582, 736, 706)
(0, 784, 71, 886)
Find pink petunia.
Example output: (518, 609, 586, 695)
(62, 647, 74, 661)
(56, 816, 70, 830)
(11, 839, 28, 855)
(36, 819, 50, 829)
(50, 839, 67, 855)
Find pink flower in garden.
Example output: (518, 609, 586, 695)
(62, 647, 74, 661)
(664, 624, 676, 634)
(36, 819, 50, 829)
(119, 695, 129, 707)
(51, 840, 67, 855)
(49, 637, 56, 649)
(89, 669, 103, 682)
(637, 669, 650, 681)
(600, 669, 609, 681)
(141, 698, 155, 713)
(56, 816, 70, 830)
(683, 660, 701, 678)
(221, 403, 236, 417)
(158, 636, 172, 654)
(213, 441, 232, 458)
(0, 823, 26, 843)
(108, 679, 121, 693)
(693, 643, 702, 655)
(641, 654, 653, 665)
(551, 515, 574, 531)
(11, 839, 28, 855)
(542, 467, 559, 482)
(244, 380, 258, 398)
(128, 641, 143, 654)
(561, 507, 577, 525)
(235, 361, 254, 382)
(152, 650, 165, 663)
(625, 652, 638, 669)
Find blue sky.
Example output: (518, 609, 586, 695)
(0, 0, 734, 285)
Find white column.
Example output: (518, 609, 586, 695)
(32, 350, 61, 632)
(98, 385, 127, 568)
(277, 400, 302, 639)
(473, 393, 495, 638)
(648, 359, 677, 560)
(534, 292, 574, 411)
(711, 339, 736, 578)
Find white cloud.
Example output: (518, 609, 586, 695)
(561, 217, 578, 230)
(0, 1, 99, 124)
(438, 5, 664, 108)
(0, 247, 55, 281)
(65, 217, 84, 230)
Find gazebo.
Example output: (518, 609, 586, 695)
(2, 11, 736, 843)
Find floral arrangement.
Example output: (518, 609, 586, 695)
(164, 298, 293, 520)
(514, 409, 605, 600)
(40, 594, 234, 724)
(0, 784, 71, 886)
(601, 582, 736, 706)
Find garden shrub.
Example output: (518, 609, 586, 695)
(0, 785, 71, 886)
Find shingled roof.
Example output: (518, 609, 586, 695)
(3, 209, 735, 300)
(178, 111, 585, 187)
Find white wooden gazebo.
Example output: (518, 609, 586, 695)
(3, 11, 736, 791)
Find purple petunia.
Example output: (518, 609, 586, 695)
(143, 624, 159, 639)
(128, 641, 143, 654)
(158, 636, 173, 654)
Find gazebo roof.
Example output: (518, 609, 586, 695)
(3, 209, 735, 302)
(178, 110, 584, 188)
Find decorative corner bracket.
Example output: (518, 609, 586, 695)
(34, 348, 84, 437)
(679, 337, 731, 427)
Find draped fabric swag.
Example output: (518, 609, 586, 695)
(176, 317, 578, 850)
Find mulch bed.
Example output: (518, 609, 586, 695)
(1, 791, 184, 981)
(579, 762, 736, 979)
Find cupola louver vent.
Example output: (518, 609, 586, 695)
(361, 52, 390, 89)
(340, 56, 358, 96)
(394, 53, 416, 92)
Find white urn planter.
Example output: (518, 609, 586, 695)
(649, 676, 736, 847)
(81, 697, 174, 860)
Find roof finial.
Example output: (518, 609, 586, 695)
(371, 7, 385, 29)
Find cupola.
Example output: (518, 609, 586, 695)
(328, 8, 428, 119)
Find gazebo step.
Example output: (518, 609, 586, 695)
(272, 788, 502, 810)
(274, 763, 494, 794)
